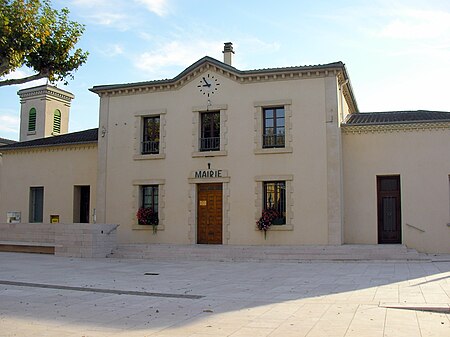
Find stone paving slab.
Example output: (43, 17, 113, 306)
(0, 252, 449, 336)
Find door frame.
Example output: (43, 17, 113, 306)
(377, 175, 402, 244)
(196, 183, 223, 244)
(187, 174, 230, 245)
(73, 185, 90, 223)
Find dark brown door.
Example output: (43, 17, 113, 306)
(197, 183, 222, 244)
(80, 186, 90, 223)
(377, 176, 401, 244)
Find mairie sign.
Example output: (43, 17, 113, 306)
(194, 169, 223, 179)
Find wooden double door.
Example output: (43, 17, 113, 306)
(377, 176, 402, 244)
(197, 183, 222, 244)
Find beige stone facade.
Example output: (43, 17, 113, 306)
(342, 122, 450, 253)
(0, 142, 97, 224)
(0, 46, 449, 253)
(91, 58, 355, 247)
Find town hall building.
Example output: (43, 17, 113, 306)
(1, 43, 449, 254)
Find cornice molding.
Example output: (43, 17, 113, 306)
(94, 61, 343, 98)
(342, 121, 450, 134)
(337, 72, 358, 114)
(0, 142, 97, 155)
(18, 86, 74, 103)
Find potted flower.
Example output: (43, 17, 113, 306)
(256, 207, 281, 239)
(136, 207, 159, 234)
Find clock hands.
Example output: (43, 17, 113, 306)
(202, 77, 211, 87)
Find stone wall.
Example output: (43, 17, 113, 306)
(0, 223, 118, 258)
(55, 224, 118, 258)
(0, 223, 55, 245)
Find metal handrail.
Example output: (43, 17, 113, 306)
(405, 223, 425, 233)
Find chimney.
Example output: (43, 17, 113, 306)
(223, 42, 234, 66)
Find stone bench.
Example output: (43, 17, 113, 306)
(0, 240, 55, 254)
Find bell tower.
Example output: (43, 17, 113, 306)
(17, 84, 74, 142)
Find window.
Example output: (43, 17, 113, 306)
(254, 100, 292, 154)
(28, 108, 36, 132)
(142, 116, 160, 154)
(263, 107, 285, 148)
(200, 111, 220, 151)
(141, 185, 159, 216)
(263, 181, 286, 225)
(53, 109, 61, 134)
(29, 187, 44, 223)
(133, 179, 165, 230)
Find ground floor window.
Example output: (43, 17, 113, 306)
(263, 181, 286, 225)
(138, 185, 159, 226)
(29, 187, 44, 223)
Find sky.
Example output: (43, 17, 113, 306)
(1, 0, 450, 140)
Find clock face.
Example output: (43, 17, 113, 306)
(197, 73, 220, 97)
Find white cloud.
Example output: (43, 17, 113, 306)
(0, 113, 20, 134)
(134, 40, 222, 75)
(70, 0, 113, 8)
(99, 44, 124, 57)
(70, 0, 133, 30)
(85, 12, 129, 29)
(378, 8, 450, 39)
(71, 0, 170, 30)
(134, 0, 170, 17)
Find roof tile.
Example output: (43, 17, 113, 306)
(0, 128, 98, 150)
(344, 110, 450, 125)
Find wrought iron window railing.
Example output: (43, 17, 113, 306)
(200, 137, 220, 151)
(141, 140, 159, 154)
(263, 134, 285, 148)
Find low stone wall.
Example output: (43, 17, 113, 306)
(55, 224, 118, 258)
(0, 223, 55, 245)
(0, 223, 118, 258)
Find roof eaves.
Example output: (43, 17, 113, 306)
(341, 64, 359, 113)
(89, 57, 347, 94)
(0, 140, 98, 151)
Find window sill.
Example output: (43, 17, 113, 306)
(254, 147, 293, 155)
(255, 224, 293, 231)
(133, 153, 166, 161)
(132, 224, 165, 231)
(27, 131, 36, 135)
(192, 150, 227, 158)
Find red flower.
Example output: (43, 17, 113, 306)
(136, 207, 158, 226)
(256, 208, 280, 235)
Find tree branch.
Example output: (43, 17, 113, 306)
(0, 71, 49, 87)
(0, 59, 11, 77)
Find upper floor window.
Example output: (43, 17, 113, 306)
(263, 107, 285, 148)
(142, 116, 160, 154)
(28, 108, 36, 132)
(263, 181, 286, 225)
(200, 111, 220, 151)
(53, 109, 61, 134)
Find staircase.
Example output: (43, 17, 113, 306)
(109, 244, 430, 262)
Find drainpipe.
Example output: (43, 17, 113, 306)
(339, 79, 349, 123)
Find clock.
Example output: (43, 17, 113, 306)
(197, 73, 220, 97)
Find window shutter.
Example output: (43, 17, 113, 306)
(53, 109, 61, 134)
(28, 108, 36, 132)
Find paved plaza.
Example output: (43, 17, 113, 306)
(0, 252, 449, 336)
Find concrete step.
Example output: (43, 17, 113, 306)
(109, 244, 431, 262)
